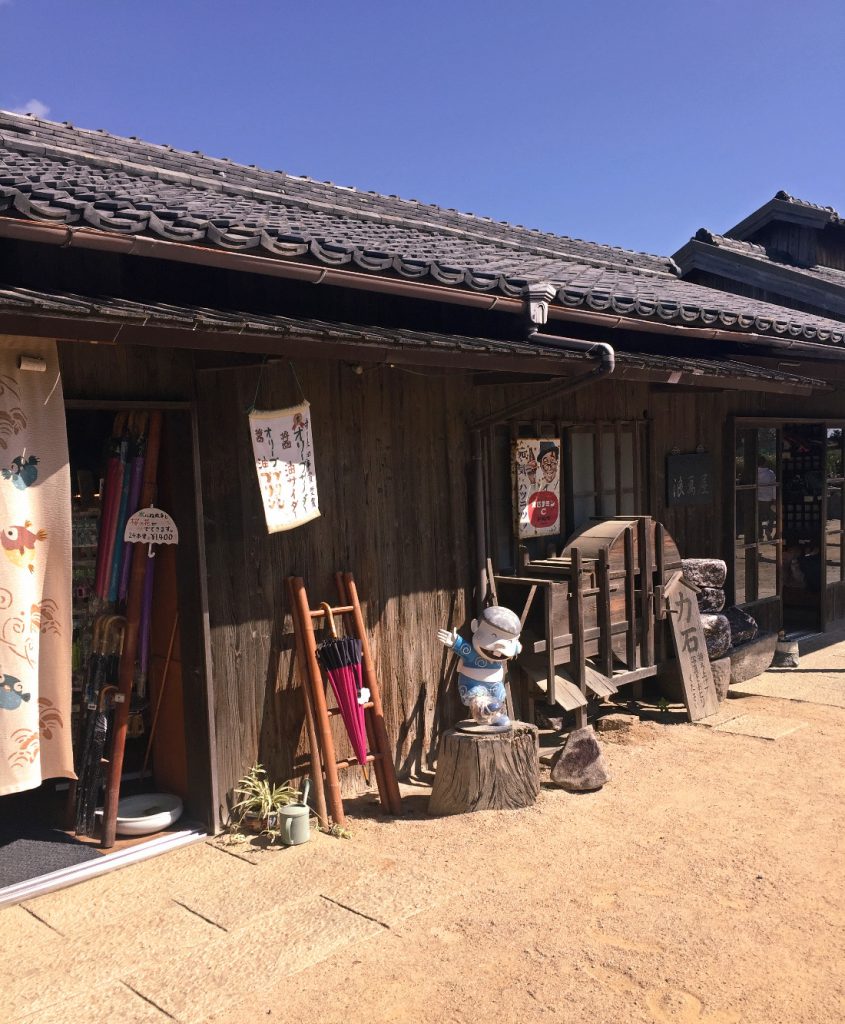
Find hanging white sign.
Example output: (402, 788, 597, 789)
(512, 437, 561, 539)
(249, 401, 320, 534)
(124, 506, 179, 546)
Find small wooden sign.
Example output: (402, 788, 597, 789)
(666, 452, 712, 507)
(665, 572, 718, 721)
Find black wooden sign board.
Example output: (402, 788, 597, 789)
(666, 452, 712, 507)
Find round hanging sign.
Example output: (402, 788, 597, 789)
(124, 506, 179, 546)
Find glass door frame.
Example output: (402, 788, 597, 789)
(731, 416, 844, 632)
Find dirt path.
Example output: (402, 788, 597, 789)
(213, 689, 845, 1024)
(5, 671, 845, 1024)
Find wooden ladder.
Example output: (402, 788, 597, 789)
(288, 572, 402, 827)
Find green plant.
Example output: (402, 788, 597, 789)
(231, 764, 299, 832)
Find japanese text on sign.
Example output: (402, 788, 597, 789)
(249, 401, 320, 534)
(666, 452, 712, 507)
(665, 574, 718, 722)
(124, 506, 179, 546)
(512, 437, 561, 539)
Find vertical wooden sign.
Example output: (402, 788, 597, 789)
(665, 572, 719, 721)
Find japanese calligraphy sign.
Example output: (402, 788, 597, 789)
(249, 401, 320, 534)
(124, 506, 179, 546)
(512, 437, 561, 539)
(666, 452, 712, 507)
(665, 572, 718, 722)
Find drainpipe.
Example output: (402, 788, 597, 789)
(471, 284, 616, 609)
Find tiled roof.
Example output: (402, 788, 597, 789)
(770, 191, 840, 221)
(0, 285, 827, 392)
(1, 113, 845, 348)
(692, 229, 845, 291)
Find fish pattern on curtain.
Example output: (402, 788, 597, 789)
(0, 339, 73, 796)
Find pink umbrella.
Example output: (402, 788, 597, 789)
(315, 603, 370, 783)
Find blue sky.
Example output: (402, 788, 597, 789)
(2, 0, 844, 257)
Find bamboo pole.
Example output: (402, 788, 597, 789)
(290, 577, 345, 827)
(340, 573, 402, 815)
(286, 577, 328, 829)
(101, 411, 162, 849)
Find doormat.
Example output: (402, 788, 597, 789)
(707, 713, 808, 740)
(730, 676, 845, 709)
(0, 822, 101, 888)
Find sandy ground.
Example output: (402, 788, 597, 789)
(4, 652, 845, 1024)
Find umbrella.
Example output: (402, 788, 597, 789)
(315, 603, 370, 783)
(75, 616, 124, 836)
(93, 414, 126, 600)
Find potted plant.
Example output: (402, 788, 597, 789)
(231, 763, 299, 836)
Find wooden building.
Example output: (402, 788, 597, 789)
(0, 114, 843, 840)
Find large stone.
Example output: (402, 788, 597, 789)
(729, 633, 778, 686)
(682, 558, 727, 589)
(710, 656, 731, 701)
(549, 725, 609, 792)
(724, 605, 759, 647)
(700, 612, 731, 660)
(658, 656, 730, 703)
(697, 587, 725, 613)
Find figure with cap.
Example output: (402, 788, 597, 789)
(436, 606, 523, 729)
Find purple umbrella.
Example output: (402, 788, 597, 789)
(316, 603, 370, 783)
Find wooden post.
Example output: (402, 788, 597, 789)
(597, 546, 612, 677)
(571, 547, 587, 729)
(101, 412, 162, 849)
(286, 577, 328, 829)
(341, 573, 402, 814)
(334, 573, 390, 814)
(624, 525, 638, 669)
(290, 577, 346, 827)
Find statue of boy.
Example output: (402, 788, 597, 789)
(436, 606, 523, 729)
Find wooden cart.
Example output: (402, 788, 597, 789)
(495, 516, 682, 728)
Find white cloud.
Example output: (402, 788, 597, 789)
(9, 99, 50, 118)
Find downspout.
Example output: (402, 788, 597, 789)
(471, 284, 616, 609)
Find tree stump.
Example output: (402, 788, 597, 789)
(428, 721, 540, 816)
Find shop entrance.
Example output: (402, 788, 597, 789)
(1, 402, 212, 902)
(733, 420, 845, 636)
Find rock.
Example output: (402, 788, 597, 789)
(682, 558, 727, 589)
(549, 725, 609, 791)
(729, 633, 778, 685)
(710, 656, 731, 701)
(700, 613, 731, 660)
(724, 605, 758, 647)
(595, 713, 639, 735)
(657, 655, 728, 707)
(697, 587, 725, 613)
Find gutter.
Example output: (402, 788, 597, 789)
(2, 217, 844, 359)
(470, 289, 616, 608)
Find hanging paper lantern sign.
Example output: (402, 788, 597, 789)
(124, 506, 179, 546)
(249, 401, 320, 534)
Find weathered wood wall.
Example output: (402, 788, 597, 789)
(194, 358, 473, 822)
(57, 337, 845, 828)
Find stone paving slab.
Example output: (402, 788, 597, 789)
(124, 893, 383, 1023)
(177, 850, 364, 930)
(320, 866, 458, 928)
(696, 706, 746, 728)
(21, 841, 250, 935)
(711, 713, 808, 740)
(6, 903, 218, 1020)
(0, 904, 62, 948)
(731, 675, 845, 708)
(14, 979, 171, 1024)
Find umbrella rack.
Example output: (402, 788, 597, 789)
(289, 573, 402, 827)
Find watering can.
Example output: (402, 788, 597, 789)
(279, 778, 311, 846)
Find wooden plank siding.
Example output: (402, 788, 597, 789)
(56, 338, 845, 827)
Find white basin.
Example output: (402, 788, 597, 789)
(115, 793, 183, 836)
